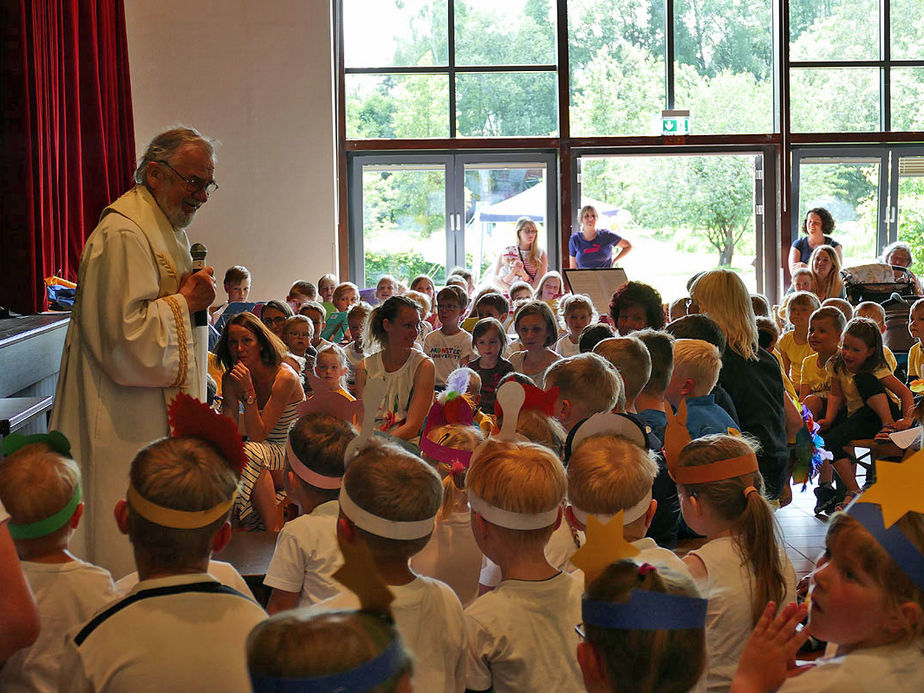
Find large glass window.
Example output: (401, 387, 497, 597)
(343, 0, 557, 139)
(578, 152, 764, 300)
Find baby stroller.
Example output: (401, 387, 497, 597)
(841, 263, 921, 378)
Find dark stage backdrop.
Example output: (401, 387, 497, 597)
(1, 0, 135, 314)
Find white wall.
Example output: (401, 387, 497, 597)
(125, 0, 338, 303)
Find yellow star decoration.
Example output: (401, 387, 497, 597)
(570, 512, 640, 589)
(332, 533, 395, 617)
(857, 448, 924, 527)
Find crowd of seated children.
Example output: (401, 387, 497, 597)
(317, 441, 466, 693)
(0, 437, 117, 692)
(264, 414, 354, 613)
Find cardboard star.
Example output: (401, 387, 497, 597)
(856, 448, 924, 527)
(570, 512, 640, 589)
(333, 532, 395, 617)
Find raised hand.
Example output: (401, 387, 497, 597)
(731, 601, 812, 693)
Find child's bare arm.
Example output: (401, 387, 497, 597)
(266, 588, 300, 615)
(880, 374, 915, 430)
(818, 377, 842, 430)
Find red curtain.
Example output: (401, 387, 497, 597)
(0, 0, 135, 314)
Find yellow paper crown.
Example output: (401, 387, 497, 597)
(663, 398, 757, 485)
(571, 512, 640, 588)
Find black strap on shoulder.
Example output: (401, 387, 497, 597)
(74, 581, 250, 646)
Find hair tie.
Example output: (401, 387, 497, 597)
(637, 562, 657, 577)
(744, 485, 759, 499)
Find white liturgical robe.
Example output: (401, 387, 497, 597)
(51, 185, 203, 578)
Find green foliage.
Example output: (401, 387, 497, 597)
(364, 250, 447, 287)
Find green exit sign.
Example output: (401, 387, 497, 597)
(661, 110, 690, 135)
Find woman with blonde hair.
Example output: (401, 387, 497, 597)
(808, 244, 845, 301)
(690, 270, 789, 500)
(490, 217, 548, 290)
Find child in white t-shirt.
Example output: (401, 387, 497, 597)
(566, 434, 691, 579)
(317, 441, 466, 693)
(265, 413, 355, 612)
(555, 294, 594, 358)
(464, 439, 584, 693)
(425, 286, 475, 389)
(0, 436, 117, 693)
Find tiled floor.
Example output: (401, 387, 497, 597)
(777, 482, 828, 581)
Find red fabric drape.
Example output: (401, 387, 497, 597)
(0, 0, 135, 314)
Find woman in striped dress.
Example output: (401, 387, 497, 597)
(214, 312, 304, 531)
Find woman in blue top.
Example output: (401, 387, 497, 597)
(787, 207, 843, 274)
(568, 205, 632, 269)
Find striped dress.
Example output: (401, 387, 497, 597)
(235, 399, 302, 530)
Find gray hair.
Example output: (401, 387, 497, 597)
(133, 126, 217, 185)
(880, 241, 914, 267)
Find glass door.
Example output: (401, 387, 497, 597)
(791, 148, 889, 271)
(348, 153, 557, 288)
(889, 150, 924, 277)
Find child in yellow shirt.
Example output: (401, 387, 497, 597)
(777, 291, 820, 389)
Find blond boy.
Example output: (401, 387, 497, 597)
(0, 441, 117, 692)
(286, 280, 317, 313)
(58, 436, 266, 692)
(565, 434, 689, 577)
(424, 286, 475, 388)
(666, 339, 739, 439)
(593, 336, 651, 413)
(555, 294, 594, 358)
(319, 442, 465, 693)
(543, 352, 622, 435)
(464, 440, 583, 693)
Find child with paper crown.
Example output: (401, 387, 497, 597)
(413, 377, 486, 606)
(566, 433, 691, 579)
(249, 508, 414, 693)
(264, 412, 356, 613)
(577, 560, 707, 693)
(665, 413, 796, 693)
(463, 438, 585, 693)
(666, 339, 740, 438)
(731, 454, 924, 692)
(0, 433, 117, 692)
(57, 394, 267, 692)
(318, 440, 466, 693)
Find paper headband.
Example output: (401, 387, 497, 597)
(338, 485, 435, 540)
(571, 514, 641, 587)
(570, 411, 648, 452)
(663, 398, 757, 484)
(1, 430, 72, 458)
(7, 483, 82, 540)
(494, 381, 558, 422)
(419, 380, 478, 468)
(249, 637, 405, 693)
(582, 589, 708, 631)
(570, 490, 652, 528)
(167, 393, 246, 473)
(468, 490, 561, 530)
(285, 438, 343, 490)
(846, 500, 924, 591)
(126, 483, 236, 530)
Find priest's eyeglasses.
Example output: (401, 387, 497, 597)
(157, 160, 219, 196)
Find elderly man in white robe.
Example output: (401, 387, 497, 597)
(51, 127, 218, 576)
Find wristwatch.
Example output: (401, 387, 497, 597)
(244, 391, 257, 405)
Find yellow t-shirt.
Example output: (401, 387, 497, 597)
(827, 362, 897, 415)
(772, 349, 799, 401)
(800, 353, 832, 398)
(883, 345, 897, 373)
(777, 331, 814, 386)
(908, 342, 924, 380)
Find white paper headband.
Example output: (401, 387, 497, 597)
(285, 438, 343, 490)
(570, 490, 652, 528)
(468, 491, 561, 530)
(338, 485, 435, 540)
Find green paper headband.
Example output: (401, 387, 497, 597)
(7, 483, 82, 539)
(1, 430, 72, 458)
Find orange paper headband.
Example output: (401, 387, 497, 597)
(663, 398, 757, 485)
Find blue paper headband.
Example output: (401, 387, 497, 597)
(249, 637, 405, 692)
(583, 589, 708, 631)
(846, 501, 924, 592)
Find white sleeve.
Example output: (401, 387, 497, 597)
(463, 611, 495, 692)
(778, 662, 859, 693)
(263, 526, 305, 593)
(76, 223, 193, 389)
(57, 637, 94, 693)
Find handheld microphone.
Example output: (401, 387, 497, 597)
(190, 243, 208, 328)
